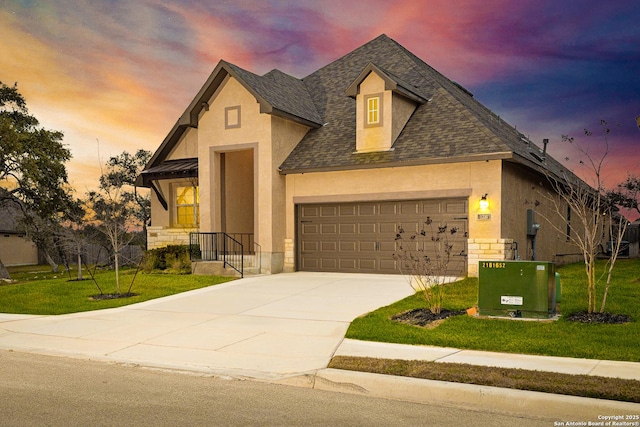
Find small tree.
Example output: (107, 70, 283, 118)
(101, 150, 151, 248)
(85, 174, 139, 295)
(393, 218, 467, 314)
(57, 198, 88, 280)
(539, 120, 628, 314)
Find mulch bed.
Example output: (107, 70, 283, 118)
(393, 308, 631, 326)
(391, 308, 466, 327)
(89, 293, 137, 301)
(566, 311, 631, 324)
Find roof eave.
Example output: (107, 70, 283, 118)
(279, 152, 513, 175)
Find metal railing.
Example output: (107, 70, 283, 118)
(190, 232, 252, 277)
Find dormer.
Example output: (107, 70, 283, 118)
(346, 63, 428, 153)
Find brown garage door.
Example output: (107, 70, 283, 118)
(297, 198, 468, 274)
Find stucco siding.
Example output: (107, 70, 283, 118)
(500, 161, 581, 264)
(167, 127, 198, 160)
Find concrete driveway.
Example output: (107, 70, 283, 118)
(0, 272, 412, 379)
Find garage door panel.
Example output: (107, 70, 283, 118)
(358, 204, 376, 216)
(301, 206, 320, 218)
(339, 241, 357, 252)
(379, 259, 398, 271)
(378, 241, 397, 252)
(358, 223, 376, 234)
(301, 241, 318, 252)
(321, 206, 337, 217)
(321, 241, 337, 252)
(444, 200, 467, 214)
(302, 223, 319, 234)
(339, 205, 357, 216)
(321, 223, 337, 234)
(359, 259, 376, 270)
(379, 222, 397, 234)
(339, 258, 357, 269)
(321, 258, 338, 269)
(398, 201, 420, 215)
(300, 258, 319, 269)
(359, 241, 376, 252)
(420, 200, 442, 213)
(339, 223, 356, 234)
(298, 198, 467, 274)
(378, 203, 397, 215)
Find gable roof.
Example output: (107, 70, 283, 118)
(344, 62, 430, 104)
(278, 34, 572, 182)
(141, 61, 322, 176)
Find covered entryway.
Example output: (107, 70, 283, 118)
(297, 198, 468, 274)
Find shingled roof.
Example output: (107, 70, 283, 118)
(144, 34, 577, 186)
(278, 34, 572, 181)
(141, 60, 322, 176)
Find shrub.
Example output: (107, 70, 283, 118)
(144, 245, 191, 272)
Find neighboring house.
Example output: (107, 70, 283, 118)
(0, 203, 38, 267)
(139, 34, 583, 277)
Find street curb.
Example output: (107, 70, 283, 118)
(276, 369, 640, 420)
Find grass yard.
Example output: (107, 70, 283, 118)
(1, 265, 235, 315)
(346, 259, 640, 362)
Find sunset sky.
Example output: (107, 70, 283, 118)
(1, 0, 639, 194)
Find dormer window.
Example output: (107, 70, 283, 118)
(364, 94, 382, 127)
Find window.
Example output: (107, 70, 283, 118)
(364, 94, 383, 127)
(225, 105, 241, 129)
(176, 185, 199, 226)
(368, 97, 379, 124)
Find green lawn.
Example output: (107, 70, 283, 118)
(346, 259, 640, 362)
(1, 265, 235, 315)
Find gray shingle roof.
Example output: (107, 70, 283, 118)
(279, 34, 571, 181)
(144, 34, 577, 186)
(224, 62, 322, 126)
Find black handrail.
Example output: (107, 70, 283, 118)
(190, 232, 250, 277)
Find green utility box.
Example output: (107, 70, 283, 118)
(478, 261, 556, 318)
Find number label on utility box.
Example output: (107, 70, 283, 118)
(501, 296, 523, 305)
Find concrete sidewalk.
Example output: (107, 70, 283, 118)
(1, 272, 638, 417)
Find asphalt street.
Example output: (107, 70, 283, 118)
(1, 350, 554, 427)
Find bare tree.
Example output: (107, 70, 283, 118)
(393, 218, 467, 314)
(538, 120, 626, 314)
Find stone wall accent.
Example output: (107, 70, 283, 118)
(467, 238, 515, 277)
(283, 238, 295, 272)
(147, 226, 197, 250)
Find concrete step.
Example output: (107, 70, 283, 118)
(191, 260, 261, 277)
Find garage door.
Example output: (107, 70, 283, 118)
(297, 198, 468, 274)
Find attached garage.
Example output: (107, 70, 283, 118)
(297, 198, 468, 274)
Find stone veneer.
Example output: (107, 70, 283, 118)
(467, 238, 515, 277)
(283, 238, 295, 272)
(147, 226, 197, 250)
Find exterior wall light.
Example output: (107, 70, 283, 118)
(479, 194, 489, 210)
